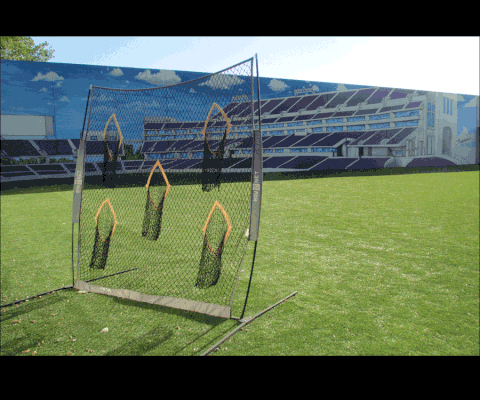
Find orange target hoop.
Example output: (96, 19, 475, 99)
(145, 160, 171, 201)
(202, 200, 232, 255)
(201, 103, 231, 155)
(103, 113, 123, 161)
(94, 198, 118, 242)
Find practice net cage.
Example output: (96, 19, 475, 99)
(71, 56, 263, 319)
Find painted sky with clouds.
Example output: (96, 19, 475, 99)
(1, 36, 478, 144)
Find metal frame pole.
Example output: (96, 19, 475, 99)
(200, 291, 298, 356)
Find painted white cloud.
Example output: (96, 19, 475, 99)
(199, 75, 244, 90)
(58, 96, 69, 102)
(311, 85, 319, 92)
(337, 83, 348, 92)
(457, 126, 475, 143)
(268, 79, 288, 92)
(135, 69, 181, 86)
(110, 68, 124, 77)
(31, 71, 64, 83)
(189, 88, 196, 93)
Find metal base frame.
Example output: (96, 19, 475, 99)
(200, 291, 298, 356)
(74, 279, 233, 319)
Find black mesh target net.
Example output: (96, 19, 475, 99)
(73, 57, 261, 319)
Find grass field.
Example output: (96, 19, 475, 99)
(1, 169, 479, 355)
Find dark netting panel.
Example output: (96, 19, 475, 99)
(75, 58, 258, 318)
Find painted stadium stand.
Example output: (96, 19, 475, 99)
(390, 88, 416, 100)
(311, 132, 362, 147)
(263, 156, 293, 168)
(332, 110, 356, 117)
(84, 163, 98, 173)
(230, 157, 253, 169)
(348, 131, 378, 146)
(324, 91, 356, 109)
(361, 129, 403, 146)
(29, 164, 68, 175)
(345, 88, 377, 107)
(0, 164, 36, 178)
(222, 157, 247, 169)
(122, 160, 144, 171)
(386, 127, 417, 145)
(34, 139, 74, 155)
(310, 157, 359, 170)
(289, 133, 327, 147)
(64, 163, 79, 173)
(354, 108, 380, 116)
(312, 111, 336, 120)
(261, 135, 292, 148)
(170, 159, 203, 169)
(347, 157, 391, 169)
(270, 97, 302, 115)
(268, 135, 306, 148)
(366, 88, 393, 105)
(226, 102, 251, 119)
(95, 161, 123, 172)
(167, 139, 196, 151)
(287, 95, 318, 113)
(279, 156, 329, 170)
(405, 157, 457, 168)
(276, 116, 297, 123)
(305, 93, 337, 111)
(2, 140, 40, 157)
(294, 114, 317, 122)
(259, 98, 285, 115)
(1, 84, 465, 183)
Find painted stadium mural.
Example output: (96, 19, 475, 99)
(0, 58, 478, 182)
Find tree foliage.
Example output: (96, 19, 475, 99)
(0, 36, 54, 61)
(123, 144, 144, 160)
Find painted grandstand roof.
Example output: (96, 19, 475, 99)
(140, 86, 427, 129)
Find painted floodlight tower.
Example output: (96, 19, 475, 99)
(71, 56, 268, 320)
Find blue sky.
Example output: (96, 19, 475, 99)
(29, 37, 479, 96)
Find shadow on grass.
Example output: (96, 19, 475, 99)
(0, 291, 71, 356)
(99, 295, 238, 356)
(0, 331, 46, 356)
(0, 291, 67, 323)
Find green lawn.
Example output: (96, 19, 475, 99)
(1, 170, 479, 355)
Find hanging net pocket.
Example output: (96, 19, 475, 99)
(142, 160, 171, 241)
(90, 198, 117, 270)
(196, 201, 232, 289)
(201, 103, 231, 193)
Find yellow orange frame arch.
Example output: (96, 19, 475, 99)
(201, 103, 232, 155)
(94, 198, 118, 243)
(202, 200, 232, 255)
(103, 113, 123, 161)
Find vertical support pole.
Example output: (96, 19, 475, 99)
(476, 96, 479, 166)
(72, 86, 92, 285)
(240, 54, 263, 321)
(248, 55, 263, 242)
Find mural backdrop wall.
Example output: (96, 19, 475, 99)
(1, 58, 478, 174)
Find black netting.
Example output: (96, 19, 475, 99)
(75, 58, 258, 314)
